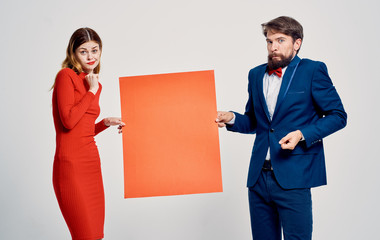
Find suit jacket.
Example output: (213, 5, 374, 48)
(227, 55, 347, 189)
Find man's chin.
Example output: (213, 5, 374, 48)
(268, 60, 282, 69)
(268, 55, 293, 69)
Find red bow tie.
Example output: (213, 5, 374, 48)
(268, 68, 282, 78)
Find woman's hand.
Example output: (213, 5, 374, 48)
(85, 73, 99, 94)
(104, 117, 125, 134)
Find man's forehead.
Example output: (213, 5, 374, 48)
(266, 30, 290, 39)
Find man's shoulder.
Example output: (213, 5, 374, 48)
(249, 63, 267, 75)
(251, 63, 267, 70)
(297, 58, 330, 75)
(300, 58, 326, 67)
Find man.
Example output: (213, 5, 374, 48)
(216, 16, 347, 240)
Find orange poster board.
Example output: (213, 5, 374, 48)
(119, 70, 222, 198)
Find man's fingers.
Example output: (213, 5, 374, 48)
(279, 131, 302, 150)
(280, 138, 296, 149)
(279, 134, 290, 144)
(216, 111, 232, 123)
(216, 112, 226, 122)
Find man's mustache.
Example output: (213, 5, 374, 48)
(269, 53, 284, 59)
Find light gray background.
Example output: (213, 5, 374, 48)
(1, 0, 379, 239)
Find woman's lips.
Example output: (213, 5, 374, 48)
(87, 61, 96, 65)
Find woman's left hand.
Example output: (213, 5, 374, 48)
(104, 117, 125, 134)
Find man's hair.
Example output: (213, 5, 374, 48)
(262, 16, 303, 53)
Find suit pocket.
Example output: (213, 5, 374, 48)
(287, 86, 306, 94)
(281, 140, 321, 155)
(287, 90, 305, 94)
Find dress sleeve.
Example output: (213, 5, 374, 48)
(94, 119, 109, 136)
(55, 69, 95, 129)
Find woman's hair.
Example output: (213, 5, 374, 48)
(62, 27, 102, 74)
(51, 28, 102, 90)
(261, 16, 303, 53)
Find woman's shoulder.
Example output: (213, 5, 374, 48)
(55, 68, 80, 87)
(57, 68, 78, 77)
(56, 68, 81, 81)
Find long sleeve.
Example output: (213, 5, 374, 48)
(95, 119, 109, 135)
(226, 69, 257, 134)
(55, 69, 95, 129)
(300, 62, 347, 148)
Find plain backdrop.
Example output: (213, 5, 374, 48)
(0, 0, 379, 239)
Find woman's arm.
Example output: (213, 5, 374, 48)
(55, 69, 95, 129)
(95, 117, 125, 135)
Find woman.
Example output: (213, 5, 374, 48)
(52, 27, 124, 240)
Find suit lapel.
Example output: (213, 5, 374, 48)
(256, 65, 271, 122)
(272, 56, 301, 119)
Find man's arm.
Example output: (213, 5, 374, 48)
(299, 62, 347, 148)
(215, 111, 235, 128)
(216, 70, 257, 134)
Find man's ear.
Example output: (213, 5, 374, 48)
(294, 38, 302, 51)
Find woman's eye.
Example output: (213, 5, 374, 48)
(80, 51, 87, 55)
(92, 49, 98, 53)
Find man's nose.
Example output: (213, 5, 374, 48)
(270, 42, 278, 52)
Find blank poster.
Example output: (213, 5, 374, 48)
(119, 70, 222, 198)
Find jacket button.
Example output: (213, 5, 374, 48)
(270, 128, 274, 132)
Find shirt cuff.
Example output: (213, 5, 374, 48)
(227, 113, 236, 125)
(300, 131, 305, 141)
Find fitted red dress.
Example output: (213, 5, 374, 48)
(52, 68, 108, 240)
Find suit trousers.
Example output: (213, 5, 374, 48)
(248, 170, 313, 240)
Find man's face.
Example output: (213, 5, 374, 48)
(266, 30, 301, 69)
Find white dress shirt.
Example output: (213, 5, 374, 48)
(263, 67, 287, 160)
(227, 64, 305, 163)
(227, 67, 288, 160)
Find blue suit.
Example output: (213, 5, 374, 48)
(227, 55, 347, 239)
(227, 55, 347, 189)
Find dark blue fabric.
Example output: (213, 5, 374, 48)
(249, 171, 312, 240)
(227, 55, 347, 189)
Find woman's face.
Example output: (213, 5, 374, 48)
(74, 40, 101, 73)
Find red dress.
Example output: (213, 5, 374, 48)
(52, 68, 108, 240)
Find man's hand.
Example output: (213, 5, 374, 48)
(279, 130, 303, 150)
(215, 111, 234, 128)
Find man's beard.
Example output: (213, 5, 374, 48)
(267, 53, 293, 69)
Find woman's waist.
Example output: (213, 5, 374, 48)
(55, 132, 98, 149)
(56, 120, 97, 135)
(54, 140, 99, 158)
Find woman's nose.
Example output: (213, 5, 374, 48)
(87, 53, 93, 60)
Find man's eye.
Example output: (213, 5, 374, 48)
(279, 39, 284, 43)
